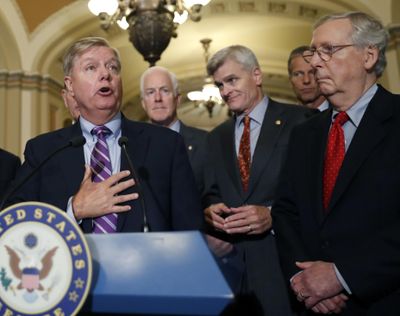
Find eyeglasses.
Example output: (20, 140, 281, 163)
(302, 44, 355, 63)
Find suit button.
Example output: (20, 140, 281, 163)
(321, 240, 330, 249)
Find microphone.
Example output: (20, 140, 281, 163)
(0, 135, 86, 211)
(118, 136, 150, 232)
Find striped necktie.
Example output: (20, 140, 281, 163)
(91, 125, 117, 233)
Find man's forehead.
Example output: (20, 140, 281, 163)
(145, 73, 173, 87)
(78, 46, 116, 60)
(311, 19, 351, 45)
(292, 55, 310, 66)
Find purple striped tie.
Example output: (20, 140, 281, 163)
(91, 126, 117, 233)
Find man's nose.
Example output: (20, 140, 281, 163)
(100, 66, 111, 81)
(154, 89, 162, 101)
(303, 73, 311, 84)
(219, 85, 230, 99)
(310, 52, 323, 68)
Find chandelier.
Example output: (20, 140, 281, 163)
(187, 38, 224, 118)
(88, 0, 211, 66)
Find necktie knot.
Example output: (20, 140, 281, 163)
(334, 112, 349, 126)
(91, 125, 111, 139)
(242, 115, 250, 127)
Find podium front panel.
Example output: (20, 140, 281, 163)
(84, 231, 233, 315)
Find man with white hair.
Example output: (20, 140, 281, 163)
(273, 11, 400, 315)
(140, 66, 207, 194)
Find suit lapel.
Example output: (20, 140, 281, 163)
(58, 123, 86, 197)
(55, 123, 90, 232)
(220, 119, 243, 197)
(246, 100, 284, 198)
(180, 123, 194, 160)
(327, 88, 392, 213)
(308, 110, 332, 223)
(117, 117, 148, 232)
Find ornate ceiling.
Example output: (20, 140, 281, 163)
(3, 0, 399, 130)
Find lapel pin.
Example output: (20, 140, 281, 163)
(188, 145, 193, 151)
(275, 120, 281, 125)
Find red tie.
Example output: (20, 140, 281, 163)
(323, 112, 349, 210)
(238, 116, 251, 192)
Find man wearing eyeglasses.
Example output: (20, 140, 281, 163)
(273, 11, 400, 315)
(287, 46, 328, 111)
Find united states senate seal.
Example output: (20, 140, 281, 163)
(0, 202, 92, 316)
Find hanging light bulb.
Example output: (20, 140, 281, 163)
(187, 38, 225, 118)
(88, 0, 118, 16)
(117, 16, 129, 30)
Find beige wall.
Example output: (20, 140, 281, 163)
(0, 0, 399, 158)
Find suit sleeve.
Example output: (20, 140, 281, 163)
(5, 140, 41, 206)
(201, 134, 223, 208)
(0, 152, 21, 200)
(334, 216, 400, 302)
(170, 134, 205, 231)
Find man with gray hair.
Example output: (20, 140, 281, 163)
(273, 11, 400, 315)
(140, 66, 207, 194)
(203, 45, 313, 315)
(6, 37, 204, 233)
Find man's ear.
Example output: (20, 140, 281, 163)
(253, 67, 263, 86)
(364, 45, 379, 72)
(141, 98, 146, 111)
(64, 77, 73, 95)
(175, 93, 182, 108)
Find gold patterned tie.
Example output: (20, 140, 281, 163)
(238, 116, 251, 191)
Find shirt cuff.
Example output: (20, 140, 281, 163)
(66, 196, 82, 225)
(334, 264, 352, 294)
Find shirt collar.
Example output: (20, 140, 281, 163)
(332, 84, 378, 127)
(318, 100, 330, 112)
(235, 96, 269, 128)
(169, 119, 181, 133)
(80, 112, 122, 141)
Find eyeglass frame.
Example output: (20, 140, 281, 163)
(302, 44, 355, 63)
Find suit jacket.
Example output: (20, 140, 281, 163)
(179, 122, 208, 194)
(272, 85, 400, 315)
(0, 148, 21, 200)
(8, 115, 204, 233)
(203, 98, 313, 315)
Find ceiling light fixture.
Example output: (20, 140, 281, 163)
(187, 38, 224, 118)
(88, 0, 211, 66)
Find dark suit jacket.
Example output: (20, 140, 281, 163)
(179, 122, 207, 195)
(7, 115, 204, 233)
(0, 148, 21, 199)
(203, 98, 313, 315)
(272, 85, 400, 315)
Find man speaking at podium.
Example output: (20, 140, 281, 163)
(5, 37, 203, 233)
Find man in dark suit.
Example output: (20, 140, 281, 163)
(287, 46, 328, 111)
(0, 148, 20, 199)
(140, 66, 207, 194)
(7, 37, 203, 233)
(272, 12, 400, 315)
(202, 45, 313, 315)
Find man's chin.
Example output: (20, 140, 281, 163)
(300, 94, 320, 104)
